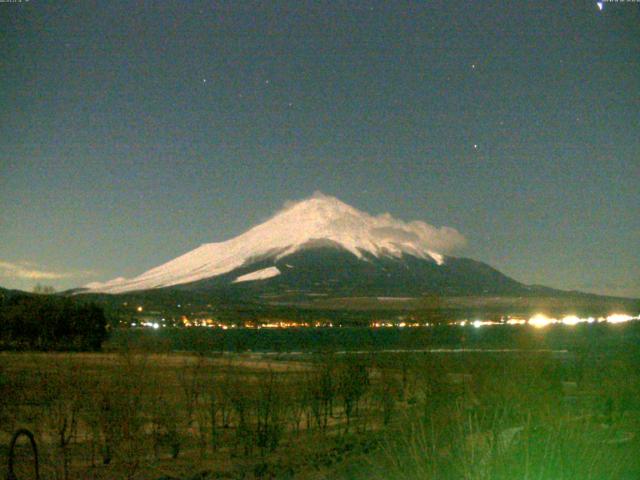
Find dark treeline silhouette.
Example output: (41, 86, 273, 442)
(0, 294, 107, 351)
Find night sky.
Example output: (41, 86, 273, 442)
(1, 1, 638, 297)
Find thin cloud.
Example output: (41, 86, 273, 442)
(0, 261, 95, 281)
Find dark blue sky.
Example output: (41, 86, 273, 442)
(1, 0, 638, 297)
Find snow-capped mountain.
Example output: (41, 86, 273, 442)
(84, 193, 468, 294)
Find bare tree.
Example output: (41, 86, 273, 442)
(42, 361, 82, 480)
(84, 350, 149, 479)
(336, 357, 370, 431)
(254, 369, 285, 455)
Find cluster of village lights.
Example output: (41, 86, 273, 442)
(130, 314, 335, 329)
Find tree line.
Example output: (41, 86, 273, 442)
(0, 294, 108, 350)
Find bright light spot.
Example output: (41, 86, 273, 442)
(131, 322, 137, 327)
(152, 323, 159, 329)
(506, 318, 526, 325)
(606, 314, 634, 324)
(529, 314, 556, 328)
(136, 306, 143, 312)
(597, 2, 603, 11)
(472, 320, 500, 328)
(561, 315, 582, 326)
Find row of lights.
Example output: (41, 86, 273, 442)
(130, 310, 638, 331)
(371, 314, 639, 329)
(371, 321, 427, 328)
(525, 313, 638, 328)
(459, 313, 639, 329)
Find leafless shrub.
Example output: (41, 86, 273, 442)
(40, 359, 82, 480)
(83, 350, 149, 479)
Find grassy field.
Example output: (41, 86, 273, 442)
(1, 332, 640, 479)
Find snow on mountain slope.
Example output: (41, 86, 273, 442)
(84, 192, 465, 293)
(232, 266, 281, 283)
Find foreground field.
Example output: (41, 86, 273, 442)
(1, 338, 640, 479)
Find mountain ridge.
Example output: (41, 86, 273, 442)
(83, 193, 465, 294)
(76, 194, 637, 310)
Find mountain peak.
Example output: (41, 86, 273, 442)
(276, 192, 361, 223)
(84, 194, 465, 293)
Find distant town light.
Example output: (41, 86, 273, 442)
(136, 306, 143, 312)
(561, 315, 582, 326)
(506, 318, 526, 325)
(529, 314, 556, 328)
(606, 314, 634, 324)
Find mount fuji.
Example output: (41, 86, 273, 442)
(82, 193, 530, 297)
